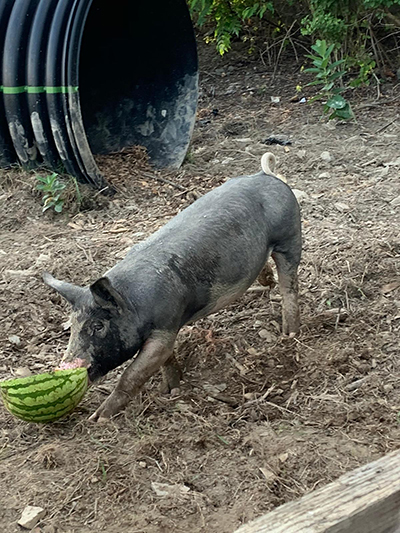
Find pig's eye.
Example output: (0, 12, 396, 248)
(92, 322, 104, 333)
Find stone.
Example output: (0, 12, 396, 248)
(232, 138, 252, 144)
(334, 202, 350, 212)
(14, 367, 32, 378)
(259, 329, 274, 341)
(43, 525, 57, 533)
(18, 506, 46, 529)
(390, 195, 400, 206)
(151, 482, 190, 497)
(8, 335, 21, 345)
(292, 189, 309, 203)
(320, 151, 332, 162)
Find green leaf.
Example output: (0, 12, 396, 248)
(330, 59, 345, 69)
(216, 435, 230, 445)
(321, 56, 331, 69)
(306, 79, 324, 87)
(308, 93, 325, 103)
(54, 202, 64, 213)
(326, 43, 335, 57)
(332, 104, 353, 120)
(311, 39, 326, 56)
(322, 81, 334, 91)
(326, 94, 347, 109)
(305, 54, 320, 61)
(328, 71, 346, 82)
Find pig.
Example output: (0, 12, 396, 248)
(43, 152, 301, 422)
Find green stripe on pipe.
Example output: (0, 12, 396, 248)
(1, 86, 79, 94)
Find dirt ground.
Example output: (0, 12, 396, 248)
(1, 40, 400, 533)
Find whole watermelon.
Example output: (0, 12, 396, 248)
(0, 368, 88, 423)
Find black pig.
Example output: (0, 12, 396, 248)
(43, 153, 301, 422)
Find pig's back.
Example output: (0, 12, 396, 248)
(106, 171, 300, 329)
(139, 172, 298, 248)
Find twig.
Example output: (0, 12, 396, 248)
(373, 73, 381, 101)
(273, 21, 296, 80)
(205, 392, 239, 407)
(288, 36, 299, 63)
(242, 384, 276, 407)
(173, 186, 198, 198)
(142, 171, 186, 191)
(345, 377, 368, 391)
(356, 95, 400, 109)
(375, 117, 399, 134)
(75, 241, 94, 263)
(369, 25, 385, 70)
(225, 353, 248, 375)
(384, 9, 400, 28)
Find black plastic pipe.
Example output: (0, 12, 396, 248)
(0, 0, 198, 189)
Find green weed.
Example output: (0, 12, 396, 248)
(304, 39, 354, 120)
(35, 172, 66, 213)
(35, 172, 82, 214)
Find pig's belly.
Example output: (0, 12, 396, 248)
(188, 279, 253, 323)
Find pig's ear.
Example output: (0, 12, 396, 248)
(90, 277, 127, 313)
(42, 272, 84, 307)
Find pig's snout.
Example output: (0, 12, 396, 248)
(56, 357, 94, 386)
(57, 357, 87, 369)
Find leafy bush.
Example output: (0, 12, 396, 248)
(36, 173, 66, 213)
(35, 173, 81, 214)
(304, 40, 354, 120)
(188, 0, 274, 54)
(188, 0, 400, 73)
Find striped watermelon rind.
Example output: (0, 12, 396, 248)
(0, 368, 88, 423)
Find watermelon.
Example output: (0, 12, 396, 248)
(0, 368, 88, 423)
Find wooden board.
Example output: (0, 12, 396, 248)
(234, 449, 400, 533)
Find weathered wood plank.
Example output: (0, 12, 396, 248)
(234, 449, 400, 533)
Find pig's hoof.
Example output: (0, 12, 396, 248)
(170, 387, 181, 398)
(281, 331, 297, 339)
(97, 416, 111, 424)
(89, 390, 130, 422)
(88, 411, 109, 423)
(89, 413, 110, 424)
(159, 383, 181, 397)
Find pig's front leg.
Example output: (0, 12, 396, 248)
(272, 250, 300, 336)
(89, 331, 177, 423)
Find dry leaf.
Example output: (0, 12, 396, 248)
(259, 467, 277, 483)
(380, 281, 400, 294)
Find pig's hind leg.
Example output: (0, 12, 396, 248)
(160, 354, 182, 395)
(89, 331, 177, 422)
(272, 245, 301, 337)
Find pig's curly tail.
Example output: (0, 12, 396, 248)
(260, 152, 287, 184)
(261, 152, 276, 176)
